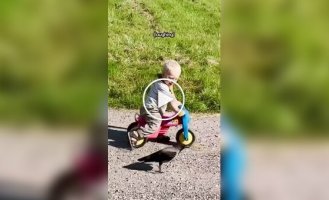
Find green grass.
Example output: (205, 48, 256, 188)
(108, 0, 220, 112)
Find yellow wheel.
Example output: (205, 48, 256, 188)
(176, 129, 195, 147)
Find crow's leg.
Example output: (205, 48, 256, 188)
(158, 162, 163, 173)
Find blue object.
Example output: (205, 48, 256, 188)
(179, 105, 190, 141)
(221, 116, 246, 200)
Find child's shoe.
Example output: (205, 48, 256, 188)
(128, 129, 144, 148)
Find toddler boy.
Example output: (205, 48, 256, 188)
(130, 60, 184, 144)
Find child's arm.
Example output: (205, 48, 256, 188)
(169, 85, 185, 116)
(170, 99, 181, 112)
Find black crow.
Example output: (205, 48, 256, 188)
(137, 145, 184, 172)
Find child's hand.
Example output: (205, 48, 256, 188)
(178, 110, 185, 117)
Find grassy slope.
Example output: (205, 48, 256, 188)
(108, 0, 220, 112)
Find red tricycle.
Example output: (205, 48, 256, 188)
(127, 107, 196, 149)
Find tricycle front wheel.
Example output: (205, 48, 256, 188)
(176, 129, 195, 147)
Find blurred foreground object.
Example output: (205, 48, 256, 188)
(0, 0, 106, 199)
(222, 0, 329, 199)
(223, 0, 329, 135)
(0, 0, 106, 125)
(221, 116, 246, 200)
(245, 140, 329, 200)
(48, 123, 107, 200)
(0, 128, 87, 199)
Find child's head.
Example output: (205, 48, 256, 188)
(162, 60, 181, 85)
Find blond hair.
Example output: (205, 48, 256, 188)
(163, 60, 181, 77)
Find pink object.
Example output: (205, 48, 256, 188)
(135, 113, 181, 139)
(75, 148, 107, 185)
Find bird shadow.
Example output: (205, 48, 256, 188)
(122, 162, 153, 172)
(108, 126, 131, 150)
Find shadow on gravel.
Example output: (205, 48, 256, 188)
(108, 126, 131, 150)
(123, 162, 153, 171)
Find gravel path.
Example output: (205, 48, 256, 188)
(108, 109, 221, 200)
